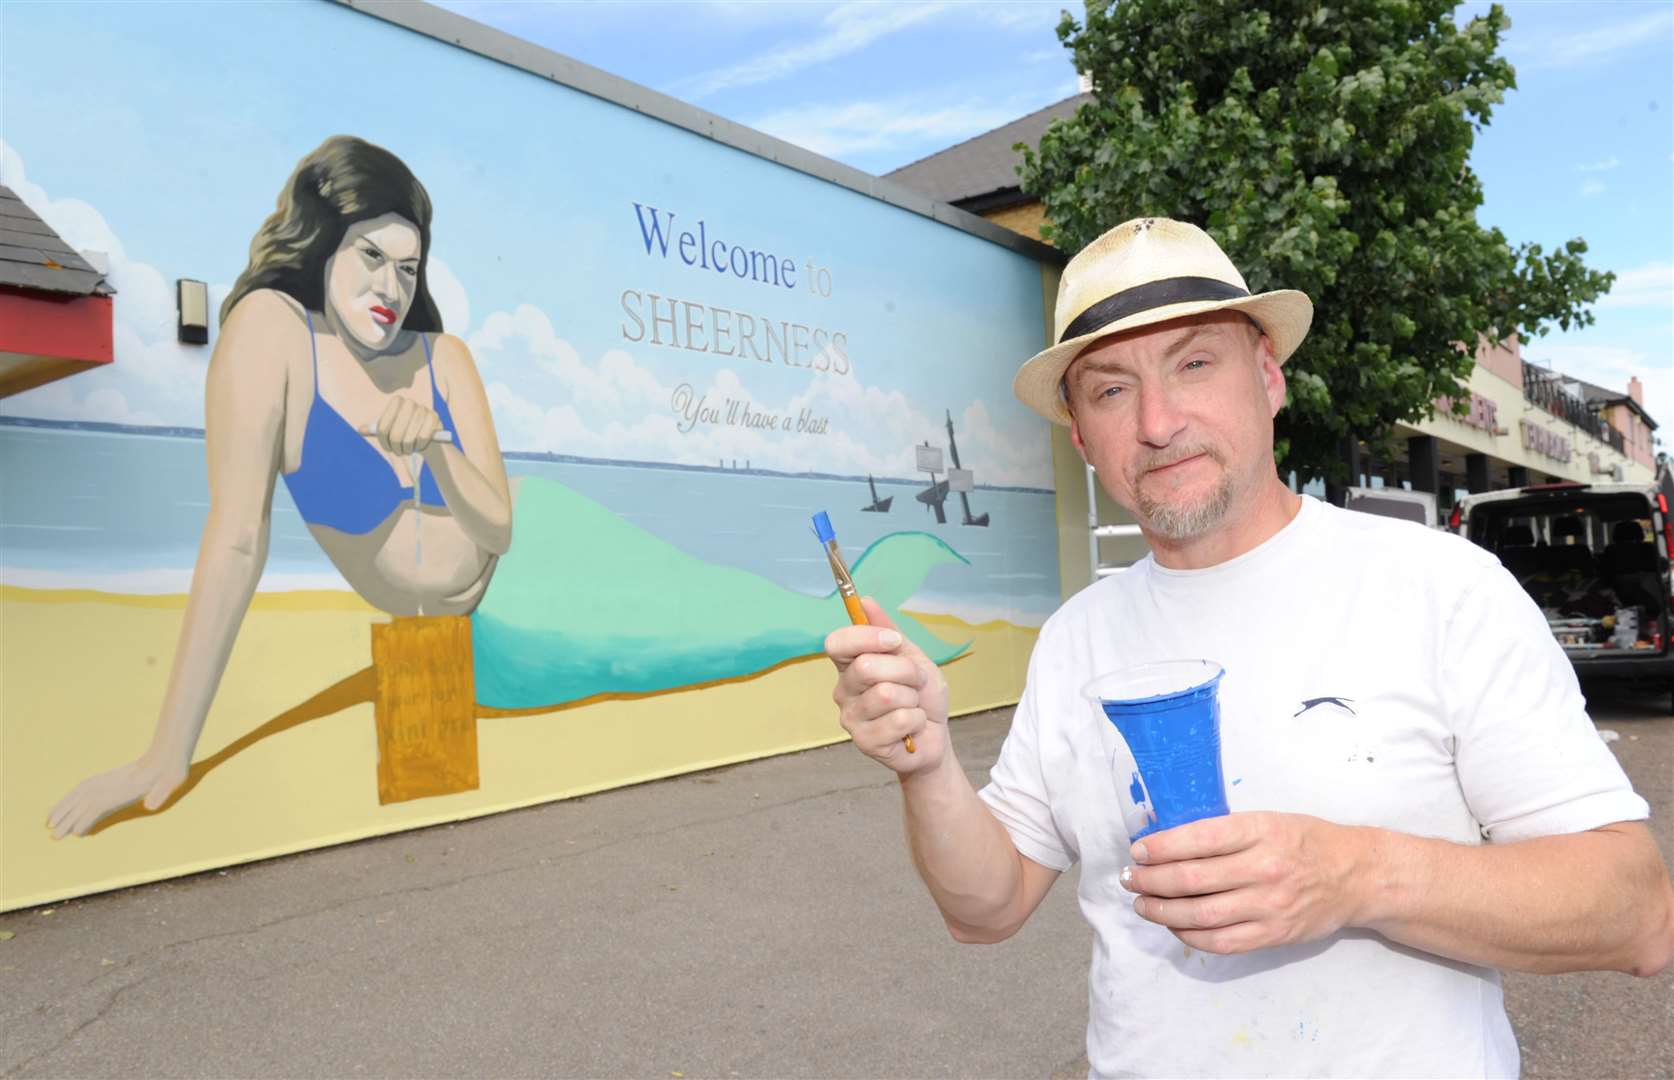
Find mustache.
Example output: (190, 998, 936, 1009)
(1134, 445, 1222, 476)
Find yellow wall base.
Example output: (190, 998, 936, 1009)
(1, 588, 1035, 911)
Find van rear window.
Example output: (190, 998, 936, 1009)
(1468, 494, 1663, 650)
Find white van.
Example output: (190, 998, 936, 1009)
(1452, 474, 1673, 709)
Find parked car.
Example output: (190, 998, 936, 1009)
(1344, 485, 1438, 527)
(1452, 475, 1673, 709)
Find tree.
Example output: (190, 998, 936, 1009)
(1018, 0, 1613, 484)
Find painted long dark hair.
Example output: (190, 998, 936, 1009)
(220, 136, 442, 330)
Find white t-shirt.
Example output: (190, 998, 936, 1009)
(979, 495, 1648, 1079)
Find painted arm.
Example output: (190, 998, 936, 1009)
(825, 598, 1061, 942)
(47, 291, 291, 837)
(1121, 813, 1674, 976)
(418, 333, 511, 555)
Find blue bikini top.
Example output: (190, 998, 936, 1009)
(281, 312, 461, 535)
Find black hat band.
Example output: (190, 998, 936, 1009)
(1059, 276, 1250, 344)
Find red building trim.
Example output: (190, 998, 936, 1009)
(0, 288, 115, 399)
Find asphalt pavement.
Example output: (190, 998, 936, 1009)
(2, 685, 1669, 1079)
(1503, 680, 1673, 1080)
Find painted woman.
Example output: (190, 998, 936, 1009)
(48, 136, 511, 836)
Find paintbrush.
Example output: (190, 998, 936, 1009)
(813, 511, 915, 754)
(359, 428, 456, 445)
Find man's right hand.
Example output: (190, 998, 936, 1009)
(825, 598, 949, 775)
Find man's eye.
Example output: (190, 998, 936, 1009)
(1100, 385, 1124, 399)
(1184, 359, 1208, 371)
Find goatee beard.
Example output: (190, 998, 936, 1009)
(1133, 450, 1234, 540)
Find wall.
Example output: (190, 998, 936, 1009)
(1473, 334, 1524, 389)
(0, 1, 1061, 909)
(983, 202, 1052, 245)
(1603, 400, 1657, 470)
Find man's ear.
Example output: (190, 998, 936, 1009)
(1068, 414, 1089, 462)
(1259, 337, 1287, 417)
(1061, 372, 1090, 460)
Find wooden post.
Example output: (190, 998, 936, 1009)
(371, 616, 479, 805)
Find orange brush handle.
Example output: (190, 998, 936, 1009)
(841, 592, 915, 754)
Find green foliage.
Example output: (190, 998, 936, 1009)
(1018, 0, 1614, 482)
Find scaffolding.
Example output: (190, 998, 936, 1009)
(1086, 463, 1145, 581)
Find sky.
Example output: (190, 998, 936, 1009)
(438, 0, 1674, 448)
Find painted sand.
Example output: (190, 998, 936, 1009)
(1, 587, 1036, 910)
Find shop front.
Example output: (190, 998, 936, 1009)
(1340, 337, 1653, 507)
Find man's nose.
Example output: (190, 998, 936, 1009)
(1134, 381, 1187, 447)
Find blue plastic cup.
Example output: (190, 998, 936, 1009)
(1083, 660, 1229, 842)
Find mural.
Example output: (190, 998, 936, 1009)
(0, 1, 1059, 909)
(47, 136, 515, 832)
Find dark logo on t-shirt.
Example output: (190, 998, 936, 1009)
(1294, 696, 1356, 717)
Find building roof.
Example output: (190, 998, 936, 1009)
(1566, 373, 1618, 403)
(1587, 391, 1658, 430)
(885, 93, 1092, 207)
(0, 186, 113, 297)
(1529, 360, 1658, 432)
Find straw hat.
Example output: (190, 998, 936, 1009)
(1014, 217, 1313, 425)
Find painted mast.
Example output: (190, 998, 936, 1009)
(945, 410, 988, 527)
(861, 473, 892, 512)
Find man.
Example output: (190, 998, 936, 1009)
(825, 218, 1673, 1078)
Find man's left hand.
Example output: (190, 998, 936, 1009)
(1119, 811, 1369, 954)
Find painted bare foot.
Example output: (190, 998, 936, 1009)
(47, 754, 188, 838)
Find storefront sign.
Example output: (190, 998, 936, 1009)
(1435, 392, 1501, 434)
(1521, 419, 1572, 463)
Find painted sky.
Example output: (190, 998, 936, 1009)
(0, 0, 1056, 487)
(438, 0, 1673, 445)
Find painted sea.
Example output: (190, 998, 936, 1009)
(0, 422, 1063, 626)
